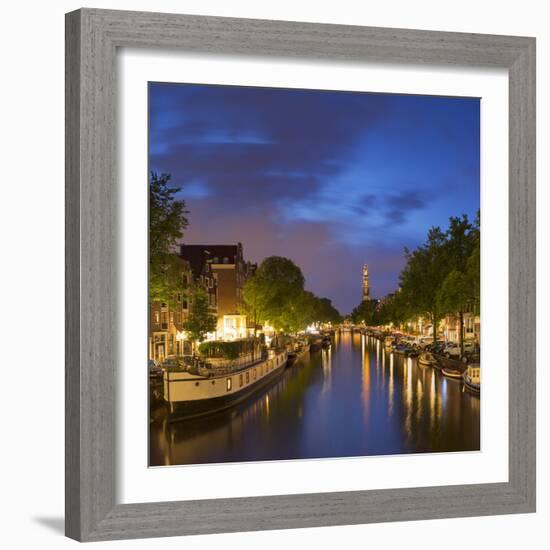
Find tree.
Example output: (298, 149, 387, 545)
(242, 256, 305, 331)
(241, 275, 267, 337)
(399, 226, 448, 342)
(279, 290, 317, 334)
(436, 214, 479, 354)
(182, 286, 217, 350)
(374, 291, 409, 328)
(241, 256, 341, 333)
(149, 255, 188, 308)
(351, 299, 378, 326)
(436, 269, 470, 350)
(466, 244, 480, 303)
(149, 172, 189, 303)
(394, 213, 480, 351)
(466, 211, 481, 305)
(313, 297, 342, 325)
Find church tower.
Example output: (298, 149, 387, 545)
(362, 265, 370, 301)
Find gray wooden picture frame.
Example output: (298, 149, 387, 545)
(65, 8, 536, 542)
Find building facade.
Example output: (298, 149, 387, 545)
(441, 305, 481, 345)
(149, 255, 219, 362)
(180, 242, 256, 339)
(149, 257, 192, 363)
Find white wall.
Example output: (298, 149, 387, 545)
(0, 0, 546, 548)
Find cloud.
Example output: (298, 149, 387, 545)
(149, 83, 390, 212)
(382, 191, 426, 226)
(149, 82, 480, 313)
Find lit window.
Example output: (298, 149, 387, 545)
(226, 378, 232, 391)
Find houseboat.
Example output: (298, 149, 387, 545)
(163, 341, 288, 420)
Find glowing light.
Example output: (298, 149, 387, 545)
(222, 314, 247, 340)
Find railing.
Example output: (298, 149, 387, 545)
(206, 351, 261, 369)
(162, 345, 281, 377)
(197, 350, 268, 377)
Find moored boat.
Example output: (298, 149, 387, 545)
(384, 336, 394, 349)
(418, 351, 438, 367)
(286, 350, 297, 366)
(286, 341, 310, 367)
(309, 336, 324, 352)
(393, 343, 407, 355)
(163, 345, 288, 420)
(441, 366, 463, 379)
(463, 364, 480, 393)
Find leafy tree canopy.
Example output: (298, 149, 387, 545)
(350, 212, 480, 343)
(242, 256, 341, 333)
(242, 256, 304, 331)
(149, 172, 189, 304)
(182, 286, 217, 345)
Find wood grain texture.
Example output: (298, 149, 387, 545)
(65, 8, 536, 542)
(65, 9, 81, 541)
(507, 41, 536, 508)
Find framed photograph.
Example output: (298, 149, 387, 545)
(65, 8, 536, 542)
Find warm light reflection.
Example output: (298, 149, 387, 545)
(441, 378, 448, 417)
(404, 357, 413, 438)
(150, 327, 480, 466)
(430, 370, 436, 430)
(361, 336, 371, 418)
(321, 347, 333, 393)
(388, 352, 394, 415)
(416, 378, 424, 422)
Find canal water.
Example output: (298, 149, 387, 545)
(150, 331, 480, 466)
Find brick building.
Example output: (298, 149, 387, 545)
(149, 255, 218, 362)
(180, 242, 256, 339)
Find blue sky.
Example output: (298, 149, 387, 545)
(149, 82, 479, 314)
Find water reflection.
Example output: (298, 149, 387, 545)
(150, 331, 480, 466)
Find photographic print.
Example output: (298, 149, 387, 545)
(148, 82, 480, 467)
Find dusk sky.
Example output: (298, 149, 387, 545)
(149, 82, 480, 314)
